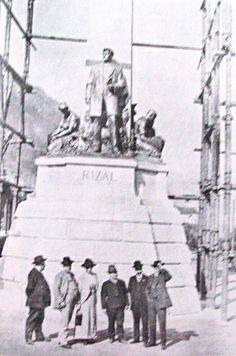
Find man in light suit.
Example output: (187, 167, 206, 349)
(25, 255, 51, 345)
(85, 48, 129, 153)
(146, 260, 172, 350)
(54, 257, 79, 349)
(128, 260, 149, 346)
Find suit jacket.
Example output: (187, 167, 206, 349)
(128, 274, 148, 310)
(53, 270, 79, 309)
(101, 279, 128, 310)
(146, 269, 172, 310)
(26, 268, 51, 309)
(86, 60, 128, 117)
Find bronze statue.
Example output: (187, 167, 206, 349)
(85, 48, 129, 154)
(135, 109, 165, 158)
(47, 103, 80, 155)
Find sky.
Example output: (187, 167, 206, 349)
(1, 0, 235, 195)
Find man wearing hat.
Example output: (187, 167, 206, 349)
(127, 261, 149, 345)
(53, 257, 79, 349)
(146, 260, 172, 350)
(25, 255, 51, 345)
(76, 258, 98, 344)
(101, 265, 129, 343)
(85, 48, 129, 154)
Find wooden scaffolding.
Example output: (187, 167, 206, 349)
(197, 0, 234, 321)
(0, 0, 87, 233)
(0, 0, 35, 232)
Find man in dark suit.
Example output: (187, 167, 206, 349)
(25, 255, 51, 345)
(101, 264, 129, 343)
(146, 260, 172, 350)
(128, 260, 148, 345)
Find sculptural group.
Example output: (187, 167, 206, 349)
(47, 48, 165, 158)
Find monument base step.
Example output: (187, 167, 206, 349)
(2, 156, 201, 315)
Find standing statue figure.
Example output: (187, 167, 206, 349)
(48, 103, 80, 155)
(136, 109, 165, 158)
(85, 48, 129, 154)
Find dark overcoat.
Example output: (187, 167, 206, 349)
(26, 268, 51, 309)
(101, 279, 128, 310)
(146, 269, 172, 309)
(127, 274, 148, 310)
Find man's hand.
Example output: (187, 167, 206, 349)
(107, 84, 115, 94)
(102, 309, 107, 315)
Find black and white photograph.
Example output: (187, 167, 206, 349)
(0, 0, 235, 355)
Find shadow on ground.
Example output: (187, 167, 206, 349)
(53, 327, 199, 349)
(166, 328, 198, 348)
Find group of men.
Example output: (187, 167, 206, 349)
(101, 260, 172, 350)
(25, 255, 172, 351)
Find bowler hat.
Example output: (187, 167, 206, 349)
(61, 257, 74, 266)
(33, 255, 47, 265)
(81, 258, 96, 269)
(107, 264, 117, 274)
(132, 260, 143, 270)
(58, 102, 68, 111)
(151, 260, 164, 268)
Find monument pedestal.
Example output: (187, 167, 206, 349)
(2, 156, 200, 315)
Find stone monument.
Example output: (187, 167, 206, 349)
(2, 157, 200, 315)
(1, 48, 200, 316)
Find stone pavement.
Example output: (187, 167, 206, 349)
(1, 279, 236, 356)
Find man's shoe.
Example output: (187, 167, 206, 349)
(35, 337, 51, 342)
(60, 344, 72, 349)
(93, 146, 101, 153)
(118, 338, 127, 344)
(161, 344, 167, 350)
(26, 340, 34, 345)
(109, 337, 115, 343)
(130, 339, 139, 344)
(144, 342, 155, 348)
(83, 339, 95, 345)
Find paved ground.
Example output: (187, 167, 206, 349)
(1, 277, 236, 356)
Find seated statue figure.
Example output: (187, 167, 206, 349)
(47, 103, 80, 154)
(135, 109, 165, 158)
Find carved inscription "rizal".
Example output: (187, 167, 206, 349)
(82, 169, 116, 184)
